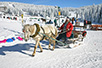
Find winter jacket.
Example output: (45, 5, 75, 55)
(59, 22, 73, 37)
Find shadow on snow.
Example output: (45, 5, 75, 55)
(0, 40, 62, 56)
(0, 43, 34, 56)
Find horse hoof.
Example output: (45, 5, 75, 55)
(51, 49, 54, 51)
(32, 55, 35, 57)
(40, 51, 43, 52)
(49, 48, 51, 50)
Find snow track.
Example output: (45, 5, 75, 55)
(0, 18, 102, 68)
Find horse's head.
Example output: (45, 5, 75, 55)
(23, 24, 34, 42)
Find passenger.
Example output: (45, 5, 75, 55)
(56, 18, 73, 43)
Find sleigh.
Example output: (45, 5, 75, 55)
(56, 30, 87, 48)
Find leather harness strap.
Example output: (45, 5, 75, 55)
(30, 23, 45, 40)
(30, 23, 40, 38)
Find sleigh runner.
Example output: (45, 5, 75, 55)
(57, 30, 87, 48)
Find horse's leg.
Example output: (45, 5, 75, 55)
(52, 37, 55, 51)
(32, 40, 39, 56)
(48, 39, 51, 50)
(49, 36, 55, 51)
(38, 42, 43, 52)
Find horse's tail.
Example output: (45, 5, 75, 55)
(54, 28, 58, 38)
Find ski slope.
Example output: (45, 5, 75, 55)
(0, 18, 102, 68)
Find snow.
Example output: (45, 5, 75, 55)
(0, 16, 102, 68)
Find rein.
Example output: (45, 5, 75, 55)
(39, 32, 66, 45)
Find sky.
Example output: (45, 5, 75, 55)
(0, 0, 102, 8)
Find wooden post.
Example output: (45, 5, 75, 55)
(21, 14, 23, 26)
(58, 7, 61, 27)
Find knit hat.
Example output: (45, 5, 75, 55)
(66, 18, 70, 21)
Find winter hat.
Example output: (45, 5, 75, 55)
(66, 18, 70, 21)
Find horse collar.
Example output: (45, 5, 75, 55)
(30, 23, 40, 38)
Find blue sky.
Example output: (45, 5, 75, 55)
(0, 0, 102, 8)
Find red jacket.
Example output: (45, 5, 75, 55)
(59, 22, 73, 37)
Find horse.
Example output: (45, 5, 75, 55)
(23, 23, 58, 56)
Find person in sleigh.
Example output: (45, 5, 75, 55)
(56, 18, 73, 43)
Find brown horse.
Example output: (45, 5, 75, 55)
(23, 23, 58, 56)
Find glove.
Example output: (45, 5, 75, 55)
(68, 29, 70, 31)
(67, 29, 70, 32)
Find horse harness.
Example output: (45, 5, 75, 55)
(30, 23, 45, 40)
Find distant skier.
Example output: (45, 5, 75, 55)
(75, 19, 80, 26)
(84, 19, 87, 28)
(72, 17, 75, 24)
(46, 20, 53, 24)
(62, 19, 64, 23)
(54, 18, 57, 26)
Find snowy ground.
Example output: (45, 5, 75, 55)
(0, 18, 102, 68)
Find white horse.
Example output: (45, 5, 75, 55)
(23, 23, 58, 56)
